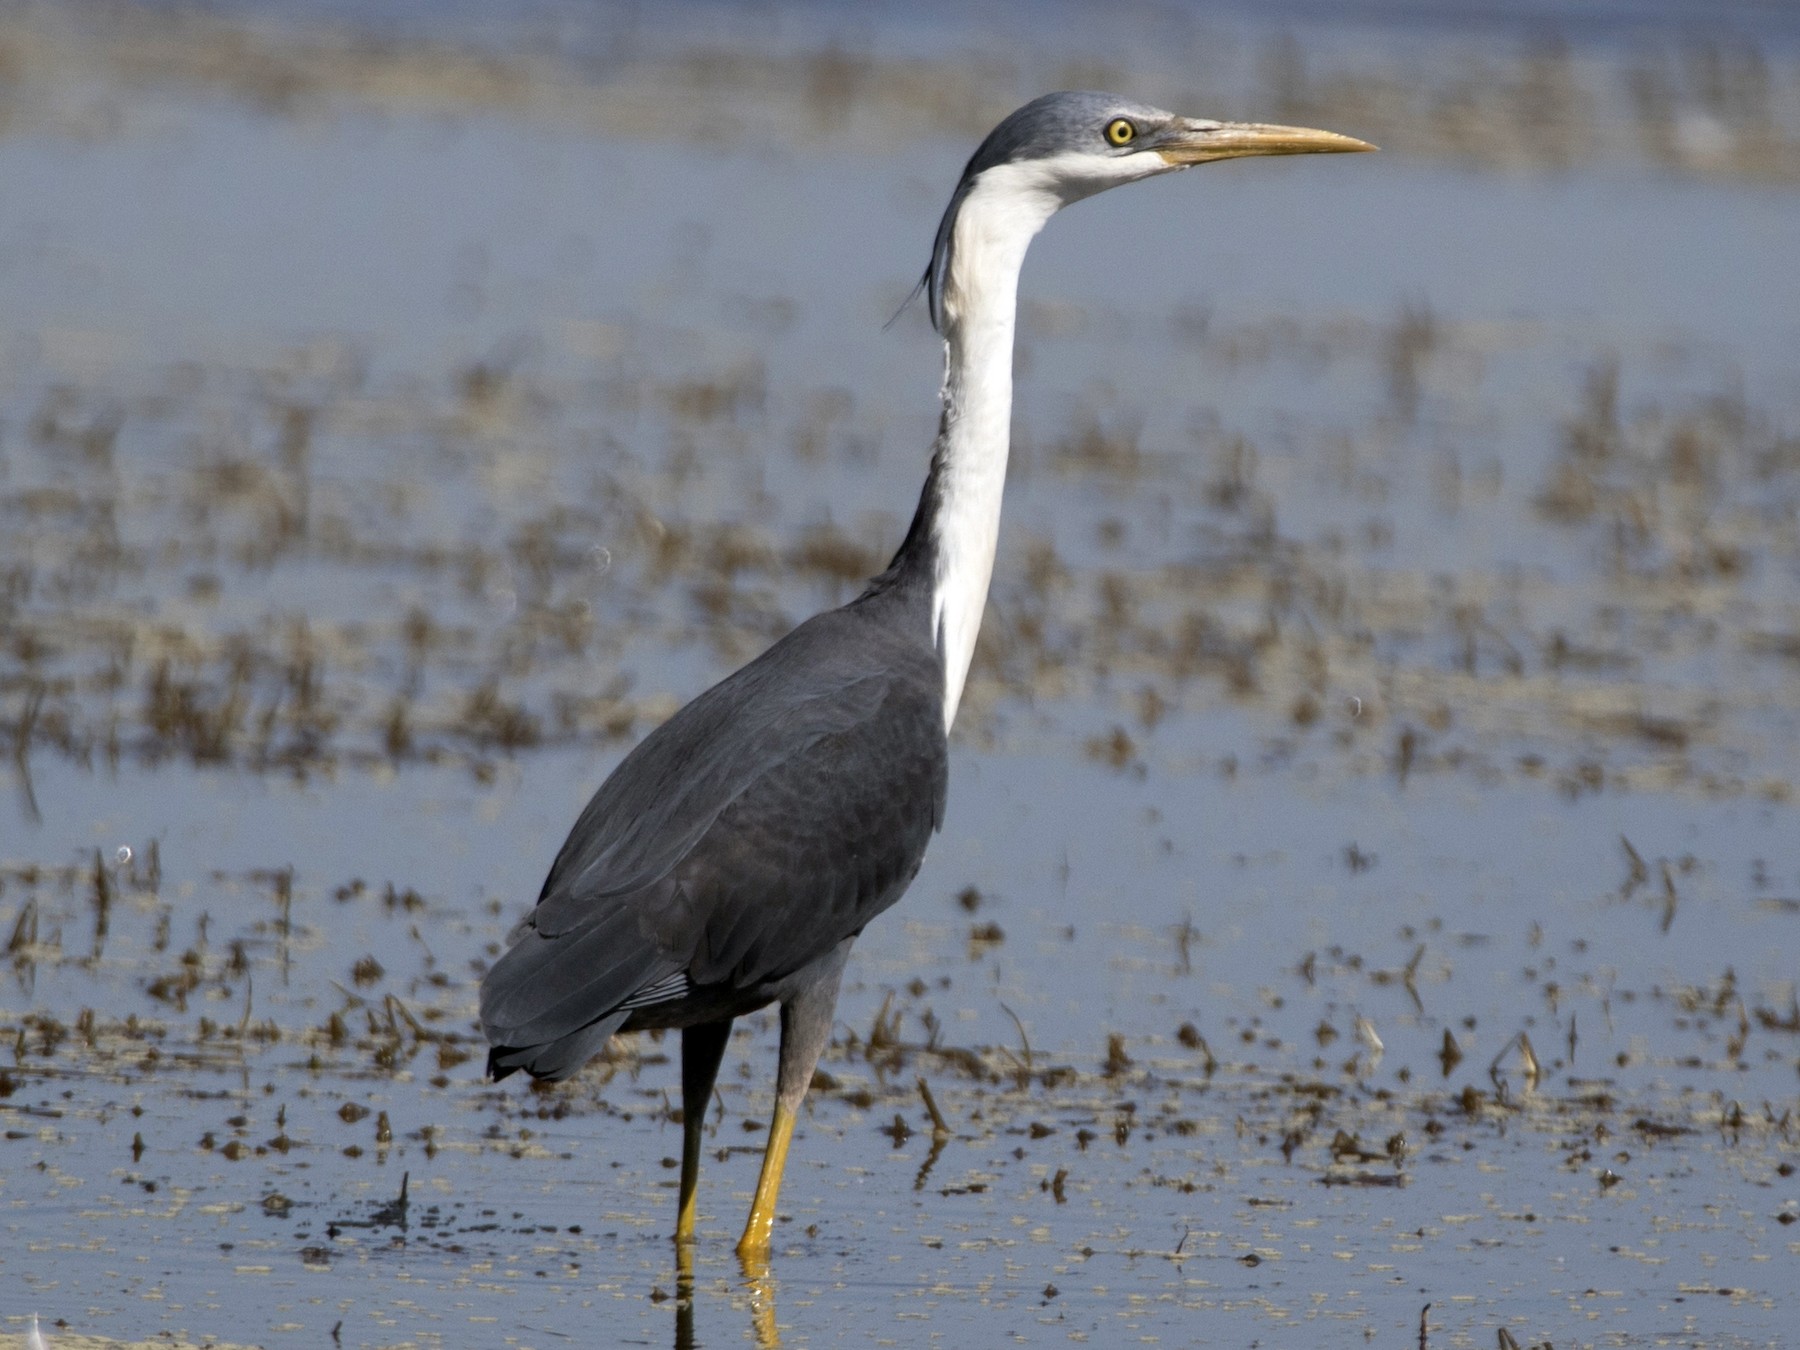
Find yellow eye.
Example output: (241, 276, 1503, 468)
(1105, 118, 1136, 147)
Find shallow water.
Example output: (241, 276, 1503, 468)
(2, 3, 1797, 1347)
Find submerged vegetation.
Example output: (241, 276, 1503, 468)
(1, 3, 1796, 1346)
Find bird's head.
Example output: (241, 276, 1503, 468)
(925, 91, 1374, 333)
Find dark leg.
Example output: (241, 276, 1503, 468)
(677, 1019, 732, 1244)
(737, 942, 851, 1257)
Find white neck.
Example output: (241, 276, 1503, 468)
(929, 163, 1067, 730)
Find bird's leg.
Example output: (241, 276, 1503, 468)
(677, 1019, 732, 1244)
(737, 947, 849, 1257)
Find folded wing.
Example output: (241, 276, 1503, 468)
(479, 605, 947, 1078)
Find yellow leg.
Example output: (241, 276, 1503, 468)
(736, 1098, 798, 1257)
(676, 1020, 731, 1246)
(675, 1103, 707, 1244)
(734, 943, 849, 1257)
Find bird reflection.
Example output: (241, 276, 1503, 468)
(738, 1252, 780, 1349)
(673, 1243, 781, 1349)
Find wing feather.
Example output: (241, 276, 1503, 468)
(477, 603, 947, 1070)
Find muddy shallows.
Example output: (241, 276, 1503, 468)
(3, 3, 1797, 1347)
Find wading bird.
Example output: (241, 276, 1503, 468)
(480, 91, 1372, 1256)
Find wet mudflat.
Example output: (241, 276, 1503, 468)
(2, 3, 1798, 1347)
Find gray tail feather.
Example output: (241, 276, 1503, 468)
(487, 1008, 629, 1082)
(479, 903, 680, 1082)
(481, 907, 670, 1038)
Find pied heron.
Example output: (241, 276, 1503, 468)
(479, 91, 1373, 1256)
